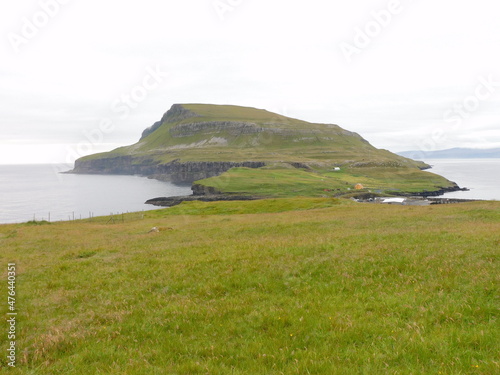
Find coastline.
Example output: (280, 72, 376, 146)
(0, 164, 192, 225)
(144, 185, 472, 208)
(68, 159, 500, 207)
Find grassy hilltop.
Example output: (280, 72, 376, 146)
(85, 104, 423, 165)
(74, 104, 458, 196)
(1, 198, 499, 374)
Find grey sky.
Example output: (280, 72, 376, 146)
(1, 0, 500, 164)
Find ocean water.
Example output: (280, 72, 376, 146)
(1, 160, 498, 224)
(0, 164, 192, 224)
(423, 159, 500, 201)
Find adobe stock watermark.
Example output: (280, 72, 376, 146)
(8, 0, 72, 54)
(6, 263, 17, 368)
(339, 0, 405, 63)
(53, 64, 168, 175)
(412, 75, 499, 159)
(212, 0, 244, 21)
(110, 65, 168, 118)
(443, 76, 499, 127)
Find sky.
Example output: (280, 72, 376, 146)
(1, 0, 500, 165)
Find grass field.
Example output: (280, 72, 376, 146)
(1, 198, 499, 374)
(196, 166, 457, 197)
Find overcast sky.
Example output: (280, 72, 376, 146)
(1, 0, 500, 164)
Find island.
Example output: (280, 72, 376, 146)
(71, 103, 464, 203)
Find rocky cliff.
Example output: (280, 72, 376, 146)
(73, 156, 266, 183)
(140, 104, 199, 140)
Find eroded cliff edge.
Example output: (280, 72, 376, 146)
(72, 157, 266, 183)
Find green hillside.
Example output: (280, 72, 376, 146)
(83, 104, 423, 165)
(74, 104, 458, 195)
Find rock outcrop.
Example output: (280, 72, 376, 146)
(145, 194, 261, 207)
(169, 121, 262, 138)
(401, 185, 469, 197)
(140, 104, 199, 140)
(72, 157, 266, 183)
(154, 160, 266, 183)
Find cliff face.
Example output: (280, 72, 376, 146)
(169, 121, 262, 138)
(73, 156, 266, 183)
(73, 156, 158, 176)
(140, 104, 199, 140)
(155, 160, 266, 183)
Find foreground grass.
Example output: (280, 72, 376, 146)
(0, 198, 499, 374)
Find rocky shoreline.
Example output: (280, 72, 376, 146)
(144, 184, 472, 208)
(399, 185, 470, 197)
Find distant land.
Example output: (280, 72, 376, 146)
(398, 148, 500, 159)
(72, 103, 462, 197)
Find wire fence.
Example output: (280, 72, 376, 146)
(19, 210, 148, 225)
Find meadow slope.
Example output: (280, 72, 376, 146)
(1, 199, 499, 374)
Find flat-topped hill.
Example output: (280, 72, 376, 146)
(72, 104, 459, 196)
(74, 103, 426, 169)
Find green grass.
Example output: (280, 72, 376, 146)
(182, 104, 308, 125)
(1, 198, 499, 374)
(196, 166, 457, 197)
(77, 103, 428, 169)
(149, 197, 348, 216)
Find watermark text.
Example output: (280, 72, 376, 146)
(7, 263, 17, 367)
(339, 0, 403, 63)
(213, 0, 244, 21)
(8, 0, 72, 54)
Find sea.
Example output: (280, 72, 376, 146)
(0, 160, 498, 224)
(0, 164, 192, 224)
(423, 159, 500, 201)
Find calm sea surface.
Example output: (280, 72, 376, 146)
(0, 160, 498, 224)
(423, 159, 500, 201)
(0, 164, 191, 224)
